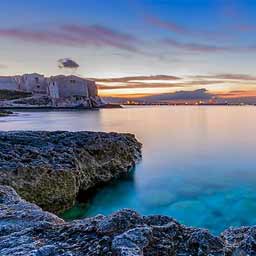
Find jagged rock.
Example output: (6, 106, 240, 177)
(0, 186, 63, 237)
(1, 186, 256, 256)
(221, 226, 256, 255)
(112, 227, 153, 256)
(0, 131, 142, 213)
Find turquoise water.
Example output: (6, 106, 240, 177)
(1, 106, 256, 234)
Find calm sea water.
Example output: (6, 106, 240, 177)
(1, 106, 256, 234)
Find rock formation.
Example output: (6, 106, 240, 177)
(0, 131, 141, 213)
(0, 185, 255, 255)
(1, 130, 256, 255)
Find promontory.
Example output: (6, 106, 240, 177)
(0, 131, 142, 213)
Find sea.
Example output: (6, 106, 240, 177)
(1, 106, 256, 234)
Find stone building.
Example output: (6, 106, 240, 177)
(0, 73, 102, 107)
(18, 73, 48, 94)
(48, 75, 98, 99)
(87, 80, 98, 97)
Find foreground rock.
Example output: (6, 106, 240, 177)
(0, 131, 141, 213)
(1, 185, 255, 256)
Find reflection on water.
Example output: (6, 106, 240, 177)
(1, 106, 256, 234)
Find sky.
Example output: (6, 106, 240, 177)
(1, 0, 256, 100)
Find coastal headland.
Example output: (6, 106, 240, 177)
(0, 131, 141, 213)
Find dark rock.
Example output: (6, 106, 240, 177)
(222, 226, 256, 255)
(0, 89, 32, 100)
(0, 110, 13, 117)
(112, 227, 153, 256)
(0, 131, 142, 213)
(96, 209, 143, 235)
(0, 185, 63, 237)
(1, 186, 256, 255)
(13, 95, 52, 106)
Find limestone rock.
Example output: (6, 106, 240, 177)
(0, 185, 255, 255)
(0, 131, 142, 213)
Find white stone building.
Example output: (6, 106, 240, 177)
(18, 73, 48, 94)
(47, 75, 99, 107)
(0, 73, 48, 94)
(48, 75, 90, 99)
(0, 73, 102, 107)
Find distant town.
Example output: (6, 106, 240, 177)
(121, 101, 251, 106)
(102, 98, 256, 106)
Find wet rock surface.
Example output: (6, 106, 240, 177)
(0, 131, 141, 213)
(0, 185, 255, 256)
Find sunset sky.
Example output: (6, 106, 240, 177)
(1, 0, 256, 99)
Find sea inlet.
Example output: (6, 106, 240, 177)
(1, 106, 256, 234)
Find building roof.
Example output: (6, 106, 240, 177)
(49, 75, 94, 83)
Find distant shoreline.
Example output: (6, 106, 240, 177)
(1, 104, 254, 111)
(0, 103, 122, 110)
(122, 103, 256, 106)
(0, 110, 13, 116)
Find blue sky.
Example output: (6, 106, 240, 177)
(1, 0, 256, 97)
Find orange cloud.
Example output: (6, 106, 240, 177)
(218, 90, 256, 98)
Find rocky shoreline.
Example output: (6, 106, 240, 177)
(0, 110, 13, 117)
(1, 130, 256, 255)
(0, 185, 255, 255)
(0, 131, 141, 213)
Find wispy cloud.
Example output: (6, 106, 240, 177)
(98, 82, 185, 90)
(145, 12, 256, 46)
(163, 38, 256, 53)
(0, 24, 139, 52)
(97, 75, 225, 91)
(97, 72, 256, 103)
(145, 15, 228, 39)
(93, 75, 181, 83)
(218, 90, 256, 98)
(193, 73, 256, 81)
(145, 15, 189, 35)
(163, 38, 230, 53)
(62, 25, 139, 52)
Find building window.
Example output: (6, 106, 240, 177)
(70, 80, 76, 83)
(35, 77, 39, 83)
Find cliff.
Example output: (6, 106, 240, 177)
(0, 185, 255, 256)
(0, 131, 141, 213)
